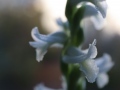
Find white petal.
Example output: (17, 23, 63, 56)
(37, 31, 67, 43)
(66, 47, 85, 56)
(87, 39, 97, 59)
(84, 2, 99, 17)
(48, 31, 67, 43)
(31, 27, 41, 41)
(56, 18, 63, 26)
(90, 12, 105, 30)
(95, 0, 108, 18)
(36, 48, 47, 62)
(63, 54, 87, 63)
(97, 73, 109, 88)
(29, 40, 50, 62)
(80, 59, 99, 83)
(95, 53, 114, 73)
(31, 27, 67, 43)
(29, 41, 48, 48)
(63, 39, 97, 63)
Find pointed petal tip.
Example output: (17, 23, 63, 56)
(36, 54, 44, 62)
(31, 27, 41, 41)
(31, 27, 39, 35)
(92, 39, 97, 46)
(87, 41, 97, 59)
(29, 41, 36, 47)
(36, 59, 42, 62)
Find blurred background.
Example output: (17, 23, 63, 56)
(0, 0, 120, 90)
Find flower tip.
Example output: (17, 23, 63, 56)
(29, 42, 32, 46)
(92, 39, 97, 46)
(36, 59, 42, 62)
(32, 27, 39, 35)
(36, 54, 44, 62)
(31, 27, 41, 41)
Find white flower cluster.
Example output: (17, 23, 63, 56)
(29, 27, 114, 88)
(29, 0, 114, 89)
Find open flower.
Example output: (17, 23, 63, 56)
(29, 27, 67, 62)
(63, 39, 99, 83)
(95, 53, 114, 88)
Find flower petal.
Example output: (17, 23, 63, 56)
(84, 2, 99, 17)
(29, 41, 48, 48)
(96, 73, 109, 88)
(90, 11, 105, 30)
(36, 48, 47, 62)
(63, 54, 87, 63)
(29, 41, 49, 62)
(31, 27, 41, 41)
(36, 31, 67, 43)
(87, 39, 97, 59)
(80, 59, 99, 83)
(66, 47, 85, 56)
(95, 53, 114, 73)
(31, 27, 67, 43)
(95, 0, 108, 18)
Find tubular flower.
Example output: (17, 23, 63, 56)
(78, 2, 106, 30)
(29, 27, 67, 62)
(63, 39, 99, 83)
(95, 53, 114, 88)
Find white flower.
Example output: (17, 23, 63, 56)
(29, 27, 67, 62)
(63, 39, 99, 83)
(95, 53, 114, 88)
